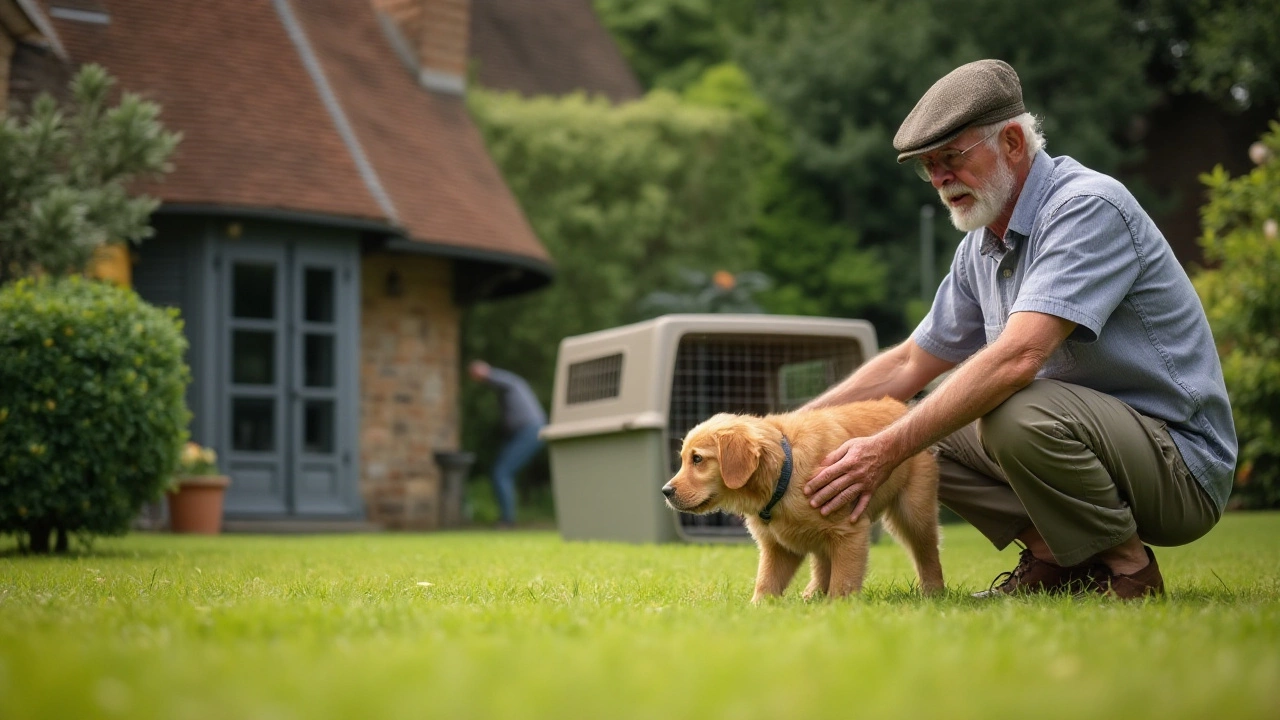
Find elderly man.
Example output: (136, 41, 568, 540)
(801, 60, 1236, 598)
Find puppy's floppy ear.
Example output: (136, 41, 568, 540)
(715, 429, 760, 490)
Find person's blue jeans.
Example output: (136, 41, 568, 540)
(491, 424, 544, 524)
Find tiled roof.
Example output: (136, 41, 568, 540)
(5, 0, 67, 57)
(41, 0, 550, 273)
(469, 0, 642, 103)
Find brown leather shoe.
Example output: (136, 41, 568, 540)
(973, 548, 1103, 598)
(1095, 546, 1165, 600)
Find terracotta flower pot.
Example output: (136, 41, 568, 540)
(166, 475, 231, 534)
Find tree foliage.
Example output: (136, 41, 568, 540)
(636, 268, 771, 317)
(464, 88, 764, 472)
(680, 62, 887, 321)
(0, 277, 191, 552)
(0, 64, 180, 283)
(595, 0, 1162, 340)
(733, 0, 1155, 338)
(1193, 123, 1280, 508)
(1130, 0, 1280, 110)
(591, 0, 767, 91)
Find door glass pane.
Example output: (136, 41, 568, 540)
(304, 334, 335, 388)
(304, 400, 335, 454)
(304, 268, 335, 323)
(232, 397, 275, 451)
(233, 263, 275, 319)
(233, 331, 275, 385)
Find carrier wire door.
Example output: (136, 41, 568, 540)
(667, 334, 864, 539)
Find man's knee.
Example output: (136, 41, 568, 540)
(976, 379, 1067, 459)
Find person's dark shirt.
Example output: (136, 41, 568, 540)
(483, 368, 547, 433)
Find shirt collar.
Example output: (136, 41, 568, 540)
(1007, 150, 1052, 238)
(979, 149, 1052, 258)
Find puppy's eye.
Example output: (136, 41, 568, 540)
(691, 452, 703, 465)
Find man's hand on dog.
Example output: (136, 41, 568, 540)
(804, 436, 892, 523)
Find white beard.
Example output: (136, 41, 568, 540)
(939, 157, 1016, 232)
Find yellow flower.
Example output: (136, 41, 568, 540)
(45, 400, 56, 411)
(43, 338, 53, 348)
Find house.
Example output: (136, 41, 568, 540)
(30, 0, 579, 530)
(467, 0, 642, 103)
(1, 0, 65, 111)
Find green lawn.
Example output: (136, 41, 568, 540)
(2, 513, 1278, 720)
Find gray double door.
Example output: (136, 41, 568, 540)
(219, 239, 360, 517)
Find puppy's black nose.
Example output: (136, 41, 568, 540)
(661, 485, 675, 498)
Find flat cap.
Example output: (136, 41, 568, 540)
(893, 59, 1025, 163)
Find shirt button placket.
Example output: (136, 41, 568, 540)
(998, 261, 1015, 309)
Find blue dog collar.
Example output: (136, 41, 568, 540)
(758, 435, 792, 523)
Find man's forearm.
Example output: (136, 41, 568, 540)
(877, 340, 1045, 465)
(873, 311, 1076, 467)
(804, 344, 932, 410)
(884, 350, 1025, 459)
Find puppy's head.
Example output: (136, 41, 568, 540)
(661, 413, 771, 515)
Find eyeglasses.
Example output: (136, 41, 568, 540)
(913, 126, 1003, 182)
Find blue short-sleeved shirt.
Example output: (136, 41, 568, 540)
(913, 151, 1237, 511)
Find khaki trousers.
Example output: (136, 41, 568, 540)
(936, 379, 1219, 567)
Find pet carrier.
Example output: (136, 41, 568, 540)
(541, 314, 877, 543)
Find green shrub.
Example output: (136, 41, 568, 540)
(1194, 121, 1280, 508)
(0, 276, 190, 551)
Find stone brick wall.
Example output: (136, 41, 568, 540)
(359, 252, 461, 529)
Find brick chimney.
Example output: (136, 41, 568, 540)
(372, 0, 470, 95)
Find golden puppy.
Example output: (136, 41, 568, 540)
(662, 399, 943, 602)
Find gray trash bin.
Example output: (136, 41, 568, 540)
(541, 314, 877, 543)
(434, 451, 476, 528)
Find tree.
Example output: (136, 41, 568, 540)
(595, 0, 1162, 341)
(734, 0, 1155, 339)
(636, 268, 771, 317)
(592, 0, 725, 91)
(0, 64, 180, 283)
(464, 88, 764, 476)
(592, 0, 784, 91)
(679, 62, 887, 322)
(1129, 0, 1280, 110)
(1193, 122, 1280, 508)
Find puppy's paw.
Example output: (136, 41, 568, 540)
(751, 591, 785, 605)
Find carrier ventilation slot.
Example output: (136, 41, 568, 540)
(565, 353, 624, 405)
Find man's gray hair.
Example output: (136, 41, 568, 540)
(983, 112, 1045, 156)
